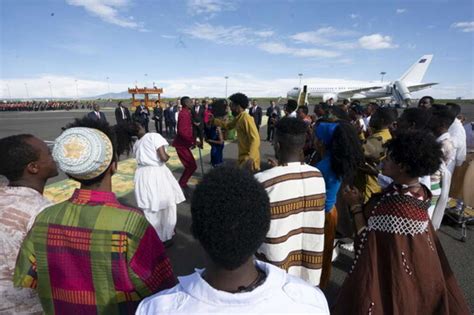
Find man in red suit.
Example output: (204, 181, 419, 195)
(173, 96, 201, 193)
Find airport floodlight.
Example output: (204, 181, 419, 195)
(225, 76, 229, 98)
(380, 72, 386, 82)
(24, 83, 29, 99)
(298, 73, 303, 86)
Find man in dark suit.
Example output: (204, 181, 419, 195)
(191, 99, 206, 144)
(266, 100, 281, 141)
(164, 102, 176, 137)
(87, 103, 107, 122)
(249, 99, 263, 131)
(152, 101, 163, 134)
(114, 101, 131, 125)
(134, 100, 150, 132)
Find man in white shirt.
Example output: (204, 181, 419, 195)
(446, 103, 466, 167)
(0, 134, 58, 314)
(136, 167, 329, 315)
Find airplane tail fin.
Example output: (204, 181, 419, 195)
(399, 55, 433, 84)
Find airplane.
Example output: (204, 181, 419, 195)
(287, 54, 438, 106)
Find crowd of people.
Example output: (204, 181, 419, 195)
(0, 100, 97, 111)
(0, 92, 473, 314)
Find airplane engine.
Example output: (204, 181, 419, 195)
(322, 94, 338, 103)
(287, 87, 300, 99)
(392, 80, 412, 103)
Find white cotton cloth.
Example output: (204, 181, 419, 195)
(448, 118, 467, 166)
(143, 205, 177, 242)
(254, 162, 326, 287)
(0, 185, 51, 314)
(133, 133, 185, 240)
(136, 260, 329, 315)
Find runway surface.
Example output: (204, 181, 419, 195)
(0, 108, 473, 310)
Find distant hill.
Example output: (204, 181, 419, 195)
(84, 91, 131, 100)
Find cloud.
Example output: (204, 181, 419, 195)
(258, 42, 340, 58)
(161, 34, 177, 39)
(66, 0, 146, 31)
(187, 0, 236, 15)
(396, 8, 406, 14)
(350, 13, 359, 19)
(0, 75, 128, 99)
(358, 34, 398, 50)
(183, 23, 273, 45)
(290, 27, 358, 49)
(451, 21, 474, 32)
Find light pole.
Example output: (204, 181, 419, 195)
(6, 83, 12, 99)
(106, 77, 111, 98)
(225, 76, 229, 98)
(48, 81, 53, 100)
(75, 80, 79, 100)
(24, 83, 29, 99)
(298, 73, 303, 86)
(144, 73, 148, 87)
(380, 71, 386, 82)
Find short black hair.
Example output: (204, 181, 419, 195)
(191, 166, 270, 270)
(428, 104, 456, 132)
(418, 96, 434, 107)
(180, 96, 191, 106)
(286, 99, 298, 113)
(386, 130, 442, 178)
(62, 117, 118, 186)
(398, 107, 431, 130)
(229, 93, 249, 109)
(446, 103, 461, 117)
(297, 105, 309, 115)
(370, 108, 397, 130)
(0, 134, 39, 181)
(330, 106, 350, 121)
(275, 117, 307, 151)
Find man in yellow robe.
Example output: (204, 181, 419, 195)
(213, 93, 261, 171)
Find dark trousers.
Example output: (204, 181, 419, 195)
(267, 124, 275, 141)
(193, 125, 204, 144)
(141, 120, 149, 133)
(154, 119, 163, 134)
(175, 145, 197, 188)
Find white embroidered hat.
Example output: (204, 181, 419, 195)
(52, 127, 113, 180)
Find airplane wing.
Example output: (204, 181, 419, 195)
(338, 85, 383, 97)
(407, 82, 438, 92)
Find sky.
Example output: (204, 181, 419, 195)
(1, 0, 473, 99)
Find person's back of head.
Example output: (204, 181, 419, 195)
(315, 120, 363, 183)
(428, 104, 456, 136)
(274, 118, 307, 162)
(191, 166, 270, 270)
(285, 99, 298, 114)
(181, 96, 191, 108)
(446, 102, 461, 118)
(229, 93, 249, 110)
(369, 107, 397, 131)
(397, 107, 431, 131)
(385, 130, 442, 178)
(55, 117, 121, 188)
(0, 134, 58, 186)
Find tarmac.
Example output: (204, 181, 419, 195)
(0, 108, 472, 310)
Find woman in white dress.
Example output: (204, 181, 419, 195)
(132, 123, 185, 243)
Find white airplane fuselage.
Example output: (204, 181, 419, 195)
(288, 55, 437, 104)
